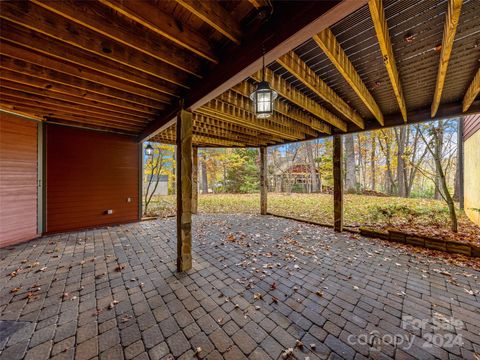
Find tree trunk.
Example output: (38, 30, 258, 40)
(432, 126, 457, 232)
(201, 152, 208, 194)
(395, 127, 407, 197)
(371, 132, 376, 191)
(306, 142, 319, 192)
(357, 134, 365, 191)
(344, 134, 356, 193)
(434, 121, 444, 200)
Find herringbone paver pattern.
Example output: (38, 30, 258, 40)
(0, 214, 479, 359)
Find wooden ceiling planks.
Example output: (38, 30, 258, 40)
(1, 0, 477, 148)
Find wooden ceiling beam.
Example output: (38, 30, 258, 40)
(192, 126, 269, 146)
(174, 0, 242, 44)
(277, 51, 364, 129)
(0, 56, 171, 106)
(0, 102, 143, 133)
(431, 0, 463, 117)
(231, 81, 331, 134)
(0, 87, 149, 124)
(0, 68, 163, 113)
(46, 117, 139, 136)
(194, 114, 283, 144)
(193, 114, 259, 136)
(197, 107, 299, 141)
(153, 132, 246, 147)
(0, 93, 148, 127)
(0, 23, 182, 97)
(252, 68, 348, 131)
(218, 91, 318, 137)
(193, 114, 280, 143)
(314, 28, 384, 126)
(140, 0, 367, 141)
(197, 103, 302, 141)
(99, 0, 217, 63)
(463, 68, 480, 112)
(0, 1, 198, 84)
(207, 98, 308, 138)
(0, 79, 156, 118)
(369, 0, 407, 122)
(0, 47, 174, 104)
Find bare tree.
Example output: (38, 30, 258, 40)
(433, 120, 444, 200)
(144, 144, 166, 215)
(344, 134, 356, 193)
(378, 130, 396, 195)
(395, 126, 407, 197)
(305, 142, 319, 192)
(371, 132, 376, 191)
(200, 151, 208, 194)
(418, 122, 458, 232)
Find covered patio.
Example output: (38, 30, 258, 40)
(1, 0, 480, 358)
(1, 214, 479, 359)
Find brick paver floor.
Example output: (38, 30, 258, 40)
(0, 214, 479, 360)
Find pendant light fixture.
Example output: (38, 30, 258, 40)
(250, 50, 277, 118)
(145, 143, 154, 156)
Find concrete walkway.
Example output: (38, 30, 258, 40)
(0, 214, 479, 359)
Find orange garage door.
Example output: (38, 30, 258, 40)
(0, 113, 38, 247)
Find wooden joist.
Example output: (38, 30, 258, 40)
(218, 91, 318, 137)
(0, 79, 156, 118)
(198, 99, 305, 140)
(314, 28, 384, 126)
(277, 51, 364, 129)
(368, 0, 407, 122)
(154, 132, 246, 147)
(231, 81, 331, 134)
(0, 47, 174, 104)
(193, 117, 279, 145)
(0, 96, 147, 131)
(0, 1, 199, 84)
(46, 117, 140, 135)
(1, 102, 143, 133)
(98, 0, 217, 63)
(0, 88, 150, 125)
(174, 0, 242, 44)
(252, 69, 348, 131)
(431, 0, 463, 117)
(0, 24, 183, 96)
(0, 58, 170, 109)
(193, 114, 259, 137)
(0, 68, 163, 113)
(463, 68, 480, 112)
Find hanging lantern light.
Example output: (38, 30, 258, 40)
(145, 144, 154, 156)
(250, 52, 277, 118)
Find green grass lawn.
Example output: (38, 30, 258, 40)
(147, 193, 480, 245)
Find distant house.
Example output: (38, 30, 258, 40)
(273, 164, 320, 193)
(144, 174, 169, 196)
(464, 115, 480, 226)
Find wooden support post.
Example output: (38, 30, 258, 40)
(260, 146, 267, 215)
(192, 146, 198, 214)
(176, 110, 193, 272)
(333, 135, 344, 232)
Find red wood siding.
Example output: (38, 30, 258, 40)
(464, 114, 480, 141)
(0, 113, 38, 247)
(46, 124, 139, 233)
